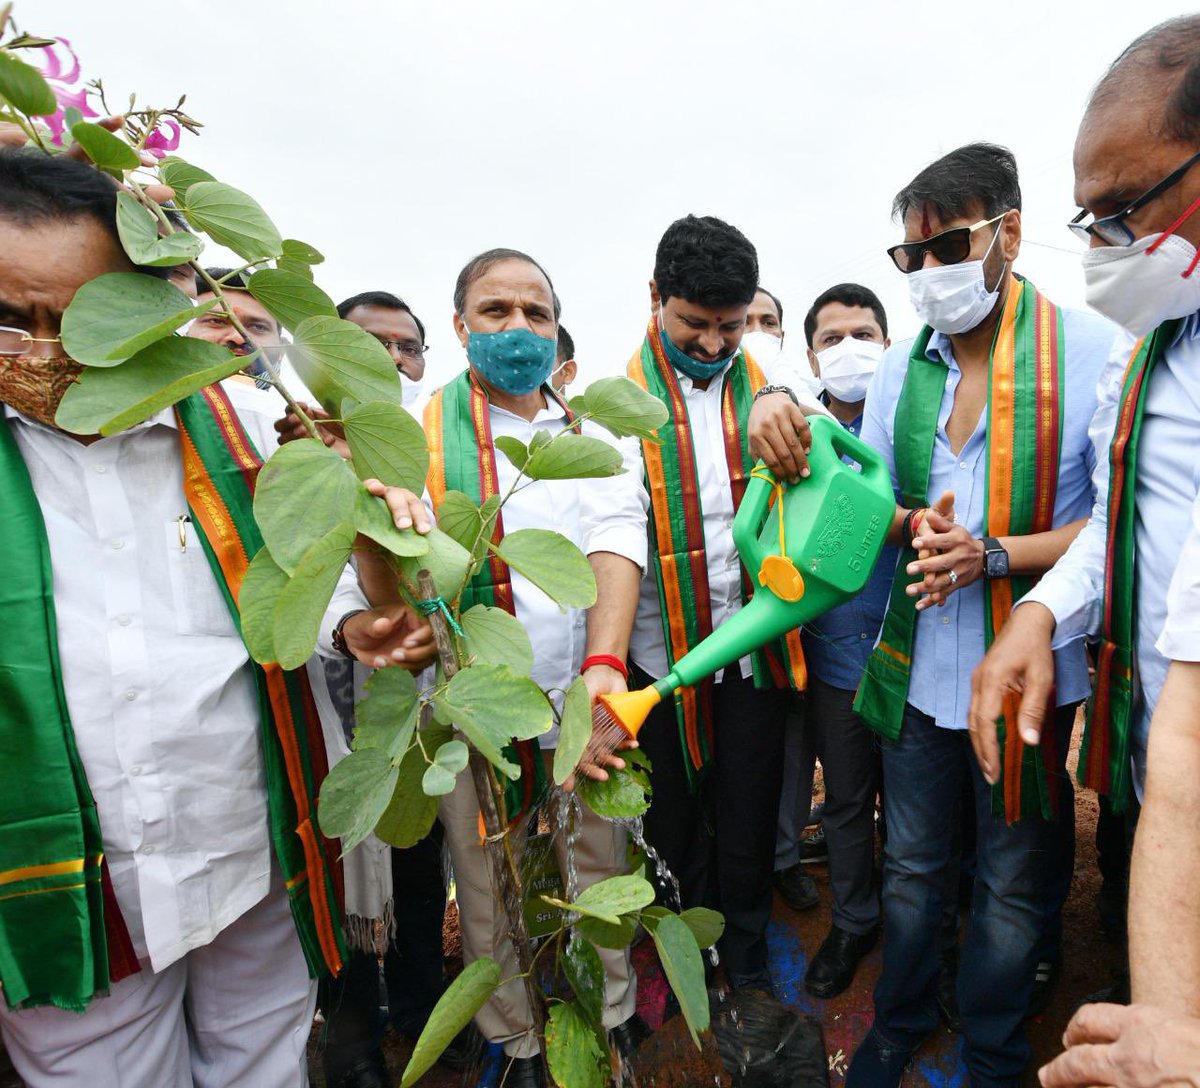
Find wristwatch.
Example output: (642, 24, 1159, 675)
(331, 609, 368, 659)
(982, 537, 1010, 580)
(753, 384, 799, 406)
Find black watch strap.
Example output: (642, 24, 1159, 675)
(754, 384, 799, 406)
(332, 608, 368, 659)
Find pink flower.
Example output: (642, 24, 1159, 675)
(42, 85, 99, 144)
(40, 37, 81, 87)
(144, 118, 180, 159)
(32, 36, 97, 144)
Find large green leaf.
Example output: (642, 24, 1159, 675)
(433, 664, 552, 779)
(289, 316, 403, 415)
(649, 913, 709, 1047)
(677, 907, 725, 950)
(434, 491, 489, 554)
(564, 937, 606, 1029)
(574, 912, 639, 950)
(60, 272, 204, 366)
(523, 433, 624, 480)
(375, 721, 450, 848)
(552, 677, 592, 785)
(576, 747, 652, 819)
(460, 605, 533, 676)
(400, 958, 503, 1088)
(343, 399, 429, 491)
(422, 738, 469, 796)
(238, 547, 290, 664)
(352, 668, 420, 760)
(246, 268, 336, 331)
(317, 747, 399, 854)
(353, 488, 430, 558)
(254, 440, 359, 574)
(183, 180, 283, 261)
(544, 873, 656, 925)
(546, 1001, 607, 1088)
(115, 192, 203, 267)
(494, 435, 529, 473)
(272, 522, 356, 669)
(55, 336, 241, 436)
(0, 50, 56, 115)
(396, 527, 472, 602)
(69, 120, 139, 172)
(493, 529, 597, 610)
(282, 238, 324, 265)
(157, 157, 215, 201)
(570, 376, 669, 441)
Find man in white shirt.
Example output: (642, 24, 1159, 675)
(626, 215, 805, 996)
(425, 248, 648, 1088)
(0, 148, 435, 1088)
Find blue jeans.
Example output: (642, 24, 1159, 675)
(865, 703, 1074, 1087)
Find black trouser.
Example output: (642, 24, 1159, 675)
(634, 662, 789, 983)
(318, 827, 447, 1081)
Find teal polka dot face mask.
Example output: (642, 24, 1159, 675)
(463, 323, 557, 395)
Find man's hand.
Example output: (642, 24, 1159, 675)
(968, 602, 1056, 783)
(748, 392, 812, 483)
(1039, 1003, 1200, 1087)
(340, 605, 436, 671)
(362, 478, 430, 534)
(561, 663, 634, 792)
(274, 401, 351, 458)
(906, 507, 984, 610)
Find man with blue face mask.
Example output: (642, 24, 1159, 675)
(968, 18, 1200, 1084)
(424, 248, 649, 1088)
(625, 215, 806, 997)
(832, 145, 1118, 1088)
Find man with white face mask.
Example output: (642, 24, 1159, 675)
(838, 144, 1117, 1088)
(967, 20, 1200, 1084)
(338, 291, 427, 409)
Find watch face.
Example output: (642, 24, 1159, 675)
(986, 549, 1008, 579)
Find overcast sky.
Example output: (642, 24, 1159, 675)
(32, 0, 1185, 388)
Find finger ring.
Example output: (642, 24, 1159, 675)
(948, 569, 959, 585)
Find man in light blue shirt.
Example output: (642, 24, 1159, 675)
(844, 144, 1115, 1088)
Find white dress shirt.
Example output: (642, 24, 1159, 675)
(1159, 486, 1200, 664)
(1023, 317, 1200, 787)
(6, 398, 365, 971)
(485, 395, 647, 746)
(629, 362, 754, 682)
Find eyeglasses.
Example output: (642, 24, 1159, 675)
(0, 326, 62, 356)
(1068, 149, 1200, 246)
(373, 335, 427, 361)
(887, 213, 1008, 274)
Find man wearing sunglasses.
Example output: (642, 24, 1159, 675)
(837, 143, 1117, 1088)
(967, 17, 1200, 1086)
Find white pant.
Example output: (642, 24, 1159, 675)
(0, 875, 317, 1088)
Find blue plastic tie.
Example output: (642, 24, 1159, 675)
(417, 596, 464, 638)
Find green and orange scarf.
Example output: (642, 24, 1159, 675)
(629, 318, 806, 789)
(0, 384, 345, 1012)
(1078, 321, 1180, 814)
(854, 277, 1065, 821)
(424, 370, 573, 823)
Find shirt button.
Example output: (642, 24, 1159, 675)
(92, 464, 108, 474)
(942, 616, 951, 625)
(860, 633, 868, 639)
(959, 461, 968, 470)
(141, 844, 154, 855)
(124, 689, 139, 702)
(116, 614, 132, 627)
(111, 538, 125, 550)
(129, 765, 142, 776)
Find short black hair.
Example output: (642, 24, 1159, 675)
(654, 214, 758, 310)
(803, 283, 889, 348)
(453, 248, 561, 320)
(337, 290, 427, 346)
(1092, 16, 1200, 142)
(0, 147, 168, 278)
(892, 143, 1021, 224)
(199, 266, 251, 292)
(756, 286, 784, 328)
(556, 323, 575, 362)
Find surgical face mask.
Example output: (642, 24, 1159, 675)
(658, 307, 737, 380)
(0, 352, 83, 428)
(462, 320, 557, 395)
(399, 372, 424, 409)
(1082, 232, 1200, 337)
(906, 222, 1007, 334)
(815, 337, 884, 403)
(741, 329, 785, 371)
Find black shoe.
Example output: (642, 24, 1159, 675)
(331, 1054, 390, 1088)
(936, 952, 961, 1033)
(609, 1012, 651, 1059)
(505, 1055, 546, 1088)
(800, 825, 829, 864)
(804, 925, 878, 999)
(438, 1019, 485, 1070)
(846, 1029, 911, 1087)
(729, 969, 777, 1000)
(775, 863, 820, 911)
(1028, 959, 1060, 1018)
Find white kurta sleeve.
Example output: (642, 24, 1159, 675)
(578, 422, 649, 571)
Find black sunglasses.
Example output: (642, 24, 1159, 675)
(887, 213, 1007, 274)
(1068, 149, 1200, 246)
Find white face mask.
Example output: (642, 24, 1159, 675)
(906, 222, 1006, 334)
(740, 329, 784, 370)
(815, 337, 884, 403)
(400, 373, 424, 409)
(1082, 232, 1200, 337)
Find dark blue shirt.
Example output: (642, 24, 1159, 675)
(801, 407, 899, 691)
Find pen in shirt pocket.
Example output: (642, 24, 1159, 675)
(177, 514, 191, 553)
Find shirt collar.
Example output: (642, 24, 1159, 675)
(486, 388, 569, 426)
(923, 330, 960, 370)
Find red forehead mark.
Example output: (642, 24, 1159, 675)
(920, 207, 932, 239)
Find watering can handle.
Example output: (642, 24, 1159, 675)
(825, 425, 890, 491)
(733, 462, 779, 576)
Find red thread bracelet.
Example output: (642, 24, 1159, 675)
(582, 654, 628, 679)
